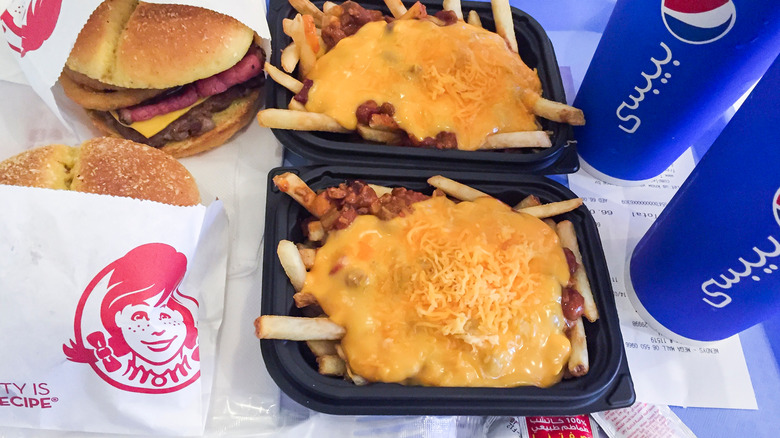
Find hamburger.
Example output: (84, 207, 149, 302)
(0, 137, 200, 206)
(59, 0, 266, 158)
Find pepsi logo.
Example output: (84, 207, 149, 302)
(774, 187, 780, 228)
(662, 0, 736, 45)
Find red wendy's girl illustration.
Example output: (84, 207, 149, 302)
(1, 0, 63, 57)
(64, 243, 200, 393)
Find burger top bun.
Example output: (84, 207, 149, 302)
(0, 137, 201, 206)
(67, 0, 255, 89)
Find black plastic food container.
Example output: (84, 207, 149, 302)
(265, 0, 579, 174)
(260, 165, 634, 415)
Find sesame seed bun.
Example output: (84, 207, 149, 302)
(67, 0, 255, 89)
(0, 137, 200, 206)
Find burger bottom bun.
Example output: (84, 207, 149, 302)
(88, 87, 263, 158)
(0, 137, 200, 206)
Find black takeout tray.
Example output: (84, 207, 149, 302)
(265, 0, 579, 174)
(260, 165, 634, 415)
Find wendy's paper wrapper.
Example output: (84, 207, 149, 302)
(0, 187, 228, 436)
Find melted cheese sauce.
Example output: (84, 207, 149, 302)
(301, 196, 571, 387)
(304, 20, 542, 150)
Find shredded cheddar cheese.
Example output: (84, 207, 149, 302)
(304, 20, 542, 150)
(301, 196, 572, 387)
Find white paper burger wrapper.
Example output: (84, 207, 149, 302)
(0, 186, 229, 436)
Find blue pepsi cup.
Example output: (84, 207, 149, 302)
(573, 0, 780, 184)
(627, 54, 780, 343)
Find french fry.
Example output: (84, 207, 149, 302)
(316, 35, 327, 57)
(467, 10, 482, 27)
(307, 339, 339, 356)
(273, 172, 335, 219)
(356, 124, 404, 144)
(514, 194, 541, 209)
(533, 97, 586, 126)
(294, 291, 319, 307)
(566, 317, 589, 377)
(254, 315, 346, 340)
(281, 42, 300, 73)
(367, 114, 399, 131)
(302, 14, 321, 54)
(347, 368, 369, 385)
(398, 1, 426, 20)
(258, 109, 350, 133)
(481, 131, 552, 149)
(273, 172, 318, 215)
(278, 240, 307, 291)
(265, 62, 304, 93)
(289, 0, 325, 24)
(490, 0, 518, 53)
(298, 246, 317, 269)
(283, 16, 317, 76)
(515, 198, 583, 219)
(335, 343, 346, 360)
(336, 344, 369, 385)
(443, 0, 463, 19)
(368, 184, 393, 197)
(317, 355, 347, 376)
(288, 97, 307, 111)
(556, 220, 599, 322)
(425, 15, 447, 26)
(322, 1, 338, 13)
(307, 220, 326, 241)
(427, 175, 489, 202)
(384, 0, 408, 18)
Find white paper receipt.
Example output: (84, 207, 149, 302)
(568, 150, 757, 410)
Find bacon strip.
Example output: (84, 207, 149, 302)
(195, 49, 264, 97)
(118, 86, 198, 124)
(119, 48, 264, 124)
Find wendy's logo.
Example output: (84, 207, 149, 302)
(1, 0, 62, 57)
(63, 243, 200, 394)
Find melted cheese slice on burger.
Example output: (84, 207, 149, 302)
(301, 196, 572, 387)
(304, 20, 543, 150)
(110, 98, 206, 138)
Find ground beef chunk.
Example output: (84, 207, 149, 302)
(563, 247, 579, 277)
(561, 286, 585, 322)
(401, 131, 458, 149)
(294, 79, 314, 104)
(355, 100, 396, 126)
(314, 181, 437, 231)
(434, 10, 458, 25)
(322, 1, 384, 49)
(373, 187, 431, 220)
(356, 101, 456, 148)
